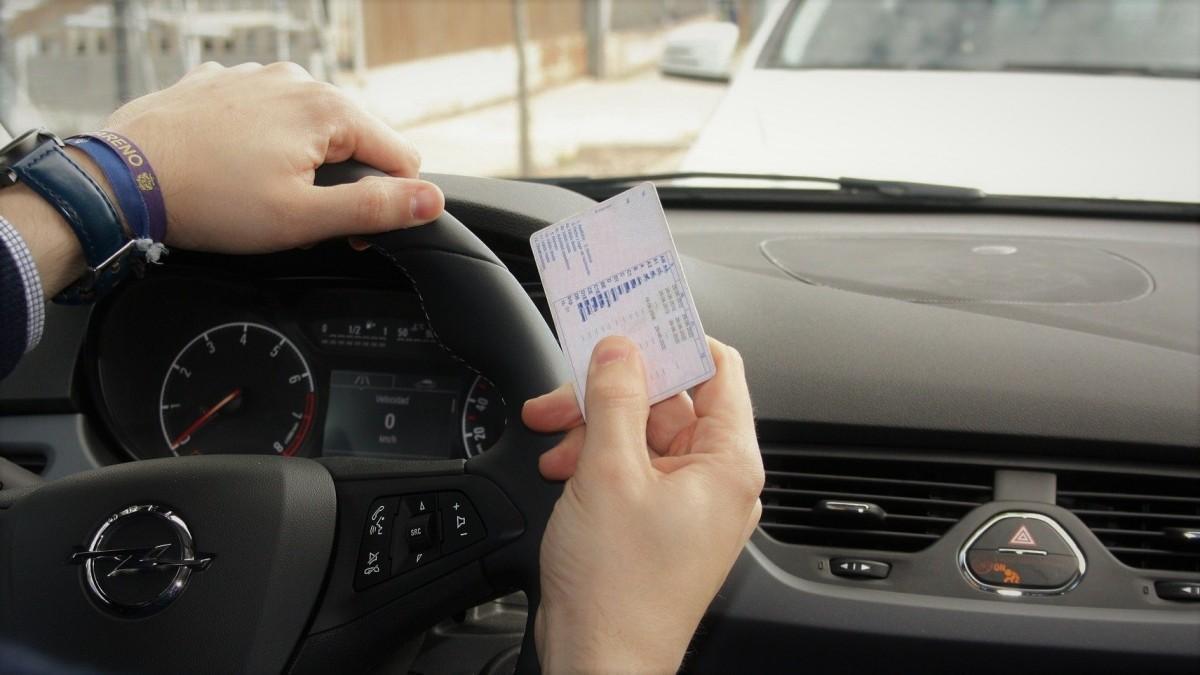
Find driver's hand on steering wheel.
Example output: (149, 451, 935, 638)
(4, 61, 448, 299)
(103, 61, 445, 254)
(523, 335, 765, 673)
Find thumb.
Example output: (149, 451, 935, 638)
(579, 336, 651, 475)
(301, 176, 444, 237)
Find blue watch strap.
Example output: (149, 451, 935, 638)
(11, 136, 132, 303)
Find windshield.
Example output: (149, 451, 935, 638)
(1, 0, 1197, 203)
(766, 0, 1200, 77)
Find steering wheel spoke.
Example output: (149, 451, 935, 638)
(309, 457, 526, 633)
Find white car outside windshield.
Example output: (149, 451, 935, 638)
(683, 0, 1200, 203)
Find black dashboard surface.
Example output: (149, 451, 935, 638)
(1, 175, 1198, 672)
(667, 209, 1200, 449)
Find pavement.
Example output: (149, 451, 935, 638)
(394, 71, 730, 179)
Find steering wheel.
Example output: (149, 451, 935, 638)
(0, 162, 569, 673)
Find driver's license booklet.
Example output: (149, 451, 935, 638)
(530, 183, 715, 418)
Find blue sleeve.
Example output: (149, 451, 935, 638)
(0, 214, 46, 381)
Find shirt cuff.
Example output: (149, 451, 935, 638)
(0, 214, 46, 353)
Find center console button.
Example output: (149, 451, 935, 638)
(960, 513, 1084, 594)
(965, 550, 1079, 589)
(1155, 580, 1200, 602)
(970, 516, 1073, 556)
(830, 558, 890, 579)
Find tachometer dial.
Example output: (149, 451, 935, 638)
(159, 322, 315, 455)
(461, 375, 505, 457)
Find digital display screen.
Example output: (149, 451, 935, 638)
(309, 318, 437, 354)
(322, 370, 461, 458)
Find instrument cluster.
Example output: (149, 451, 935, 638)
(90, 274, 506, 461)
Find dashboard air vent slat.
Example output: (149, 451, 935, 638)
(759, 449, 994, 553)
(762, 486, 984, 509)
(766, 470, 992, 494)
(1058, 469, 1200, 573)
(762, 522, 941, 541)
(1069, 509, 1200, 523)
(1059, 490, 1200, 506)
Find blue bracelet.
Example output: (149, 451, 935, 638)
(80, 131, 168, 243)
(65, 136, 151, 239)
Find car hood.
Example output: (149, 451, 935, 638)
(680, 69, 1200, 203)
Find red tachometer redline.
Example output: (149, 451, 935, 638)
(283, 392, 316, 457)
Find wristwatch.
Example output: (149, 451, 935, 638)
(0, 128, 134, 303)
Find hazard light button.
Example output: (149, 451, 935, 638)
(969, 516, 1073, 556)
(960, 513, 1084, 594)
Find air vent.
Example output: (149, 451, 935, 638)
(1058, 469, 1200, 573)
(759, 449, 994, 552)
(0, 450, 46, 475)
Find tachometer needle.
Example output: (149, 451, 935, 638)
(170, 387, 242, 450)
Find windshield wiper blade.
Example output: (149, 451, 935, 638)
(532, 171, 985, 201)
(837, 176, 984, 200)
(530, 171, 839, 188)
(1002, 62, 1200, 79)
(526, 171, 1198, 219)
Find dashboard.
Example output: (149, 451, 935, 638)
(89, 275, 506, 462)
(2, 174, 1198, 674)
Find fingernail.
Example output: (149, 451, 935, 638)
(410, 184, 443, 222)
(593, 341, 630, 366)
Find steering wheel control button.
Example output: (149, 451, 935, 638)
(399, 548, 439, 572)
(404, 493, 436, 517)
(1155, 581, 1200, 602)
(364, 497, 400, 543)
(960, 512, 1085, 595)
(354, 497, 399, 591)
(440, 491, 486, 553)
(405, 513, 435, 551)
(830, 558, 890, 579)
(355, 545, 389, 590)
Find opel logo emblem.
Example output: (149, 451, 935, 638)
(70, 505, 213, 616)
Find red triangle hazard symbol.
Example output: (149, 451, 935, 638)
(1009, 524, 1037, 547)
